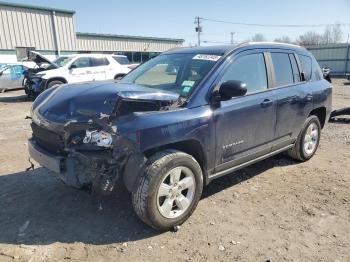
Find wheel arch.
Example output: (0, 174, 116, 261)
(123, 139, 208, 192)
(114, 73, 126, 80)
(309, 106, 327, 128)
(45, 77, 68, 88)
(143, 139, 207, 172)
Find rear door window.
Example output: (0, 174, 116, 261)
(299, 55, 312, 81)
(91, 57, 110, 67)
(271, 52, 294, 87)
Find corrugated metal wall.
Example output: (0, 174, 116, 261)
(307, 44, 350, 75)
(76, 35, 183, 52)
(0, 3, 183, 57)
(0, 5, 76, 51)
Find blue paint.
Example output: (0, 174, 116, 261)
(0, 64, 25, 80)
(30, 43, 332, 187)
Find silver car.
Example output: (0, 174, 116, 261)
(0, 64, 27, 92)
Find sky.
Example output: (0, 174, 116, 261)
(6, 0, 350, 45)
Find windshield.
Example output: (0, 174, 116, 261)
(53, 56, 73, 67)
(120, 53, 220, 96)
(113, 56, 131, 65)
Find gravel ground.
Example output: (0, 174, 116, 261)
(0, 79, 349, 262)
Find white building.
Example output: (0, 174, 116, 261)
(0, 1, 184, 63)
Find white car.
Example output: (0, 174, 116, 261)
(25, 53, 136, 97)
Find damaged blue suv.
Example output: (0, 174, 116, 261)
(28, 43, 332, 230)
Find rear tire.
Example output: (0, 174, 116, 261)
(132, 150, 203, 230)
(288, 115, 321, 162)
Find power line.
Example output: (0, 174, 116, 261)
(200, 17, 350, 28)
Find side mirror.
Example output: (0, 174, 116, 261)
(218, 80, 247, 101)
(69, 64, 77, 70)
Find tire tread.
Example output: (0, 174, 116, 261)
(132, 150, 202, 230)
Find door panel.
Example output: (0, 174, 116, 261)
(90, 57, 109, 81)
(271, 52, 313, 150)
(213, 51, 277, 172)
(68, 57, 94, 83)
(273, 84, 313, 148)
(214, 90, 277, 172)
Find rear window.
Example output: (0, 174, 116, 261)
(299, 55, 312, 81)
(271, 53, 294, 87)
(113, 56, 131, 65)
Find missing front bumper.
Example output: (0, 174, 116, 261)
(28, 139, 63, 173)
(28, 139, 93, 188)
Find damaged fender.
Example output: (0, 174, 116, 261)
(62, 113, 147, 193)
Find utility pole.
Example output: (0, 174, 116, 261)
(195, 17, 202, 46)
(230, 32, 235, 44)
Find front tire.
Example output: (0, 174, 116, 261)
(47, 80, 64, 89)
(288, 115, 321, 161)
(132, 150, 203, 230)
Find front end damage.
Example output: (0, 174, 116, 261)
(29, 114, 146, 194)
(28, 83, 179, 194)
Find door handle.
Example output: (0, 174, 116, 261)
(306, 93, 313, 101)
(261, 99, 273, 108)
(288, 95, 299, 104)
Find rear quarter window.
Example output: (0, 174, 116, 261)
(113, 56, 131, 65)
(299, 55, 312, 81)
(311, 56, 323, 81)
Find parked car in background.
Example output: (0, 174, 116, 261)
(0, 63, 32, 92)
(346, 73, 350, 81)
(23, 51, 63, 89)
(322, 66, 331, 83)
(28, 43, 332, 230)
(25, 54, 135, 98)
(112, 54, 139, 71)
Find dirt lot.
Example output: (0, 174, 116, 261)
(0, 79, 349, 262)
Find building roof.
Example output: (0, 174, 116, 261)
(0, 1, 75, 14)
(76, 32, 184, 43)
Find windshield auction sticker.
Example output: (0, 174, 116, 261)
(193, 54, 221, 61)
(182, 80, 195, 87)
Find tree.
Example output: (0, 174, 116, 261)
(274, 36, 293, 44)
(332, 23, 343, 43)
(297, 31, 324, 46)
(251, 33, 266, 42)
(297, 24, 343, 46)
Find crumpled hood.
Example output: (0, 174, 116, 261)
(33, 81, 179, 124)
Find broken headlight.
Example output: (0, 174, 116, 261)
(83, 130, 113, 148)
